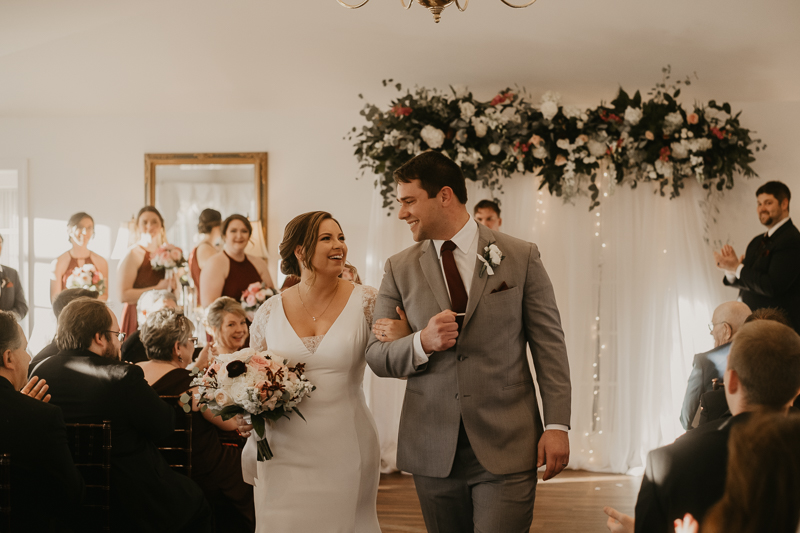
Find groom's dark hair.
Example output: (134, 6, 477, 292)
(394, 151, 468, 204)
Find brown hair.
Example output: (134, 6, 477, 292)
(756, 181, 791, 206)
(279, 211, 341, 278)
(197, 208, 222, 234)
(141, 308, 194, 362)
(702, 414, 800, 533)
(394, 151, 468, 204)
(0, 310, 23, 362)
(473, 199, 501, 216)
(205, 297, 247, 331)
(52, 288, 99, 319)
(743, 307, 791, 327)
(727, 321, 800, 408)
(56, 297, 113, 351)
(222, 215, 252, 238)
(66, 212, 94, 236)
(135, 206, 165, 240)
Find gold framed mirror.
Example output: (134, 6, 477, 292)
(144, 152, 269, 256)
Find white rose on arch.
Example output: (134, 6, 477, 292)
(489, 143, 502, 156)
(624, 106, 643, 126)
(472, 120, 488, 138)
(541, 101, 559, 121)
(420, 125, 446, 149)
(459, 101, 476, 121)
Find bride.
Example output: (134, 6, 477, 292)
(238, 211, 381, 533)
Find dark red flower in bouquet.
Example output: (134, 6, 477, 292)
(226, 360, 248, 378)
(390, 105, 413, 117)
(659, 146, 671, 161)
(710, 127, 724, 140)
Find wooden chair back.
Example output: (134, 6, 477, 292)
(65, 421, 111, 533)
(158, 395, 193, 478)
(0, 453, 9, 533)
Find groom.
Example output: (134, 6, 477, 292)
(366, 151, 571, 533)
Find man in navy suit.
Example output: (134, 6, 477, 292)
(715, 181, 800, 332)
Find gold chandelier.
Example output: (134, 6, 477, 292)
(337, 0, 538, 24)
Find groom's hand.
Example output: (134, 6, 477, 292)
(420, 310, 459, 353)
(537, 429, 569, 481)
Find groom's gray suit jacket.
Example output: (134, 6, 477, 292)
(366, 224, 571, 478)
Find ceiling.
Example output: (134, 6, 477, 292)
(0, 0, 798, 116)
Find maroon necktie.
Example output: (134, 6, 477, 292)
(440, 240, 468, 328)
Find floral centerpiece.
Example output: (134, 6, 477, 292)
(150, 244, 187, 271)
(349, 68, 765, 211)
(241, 282, 276, 321)
(187, 349, 315, 461)
(65, 264, 106, 295)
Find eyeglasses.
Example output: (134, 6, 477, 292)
(707, 321, 729, 333)
(188, 337, 198, 347)
(106, 330, 126, 342)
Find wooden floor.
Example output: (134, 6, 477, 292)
(377, 470, 640, 532)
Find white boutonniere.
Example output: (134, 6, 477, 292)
(477, 242, 504, 278)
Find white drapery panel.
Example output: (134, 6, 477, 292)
(363, 173, 727, 474)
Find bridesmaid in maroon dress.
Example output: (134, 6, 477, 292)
(187, 208, 222, 307)
(117, 206, 176, 335)
(50, 212, 109, 303)
(200, 215, 274, 344)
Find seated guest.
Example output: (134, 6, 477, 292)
(32, 297, 213, 533)
(0, 310, 83, 532)
(120, 289, 178, 364)
(0, 234, 28, 319)
(139, 309, 255, 532)
(680, 301, 751, 429)
(473, 199, 503, 231)
(604, 320, 800, 533)
(206, 296, 249, 355)
(29, 288, 98, 376)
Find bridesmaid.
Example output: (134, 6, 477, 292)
(118, 206, 176, 335)
(200, 215, 274, 309)
(187, 208, 222, 307)
(50, 212, 109, 303)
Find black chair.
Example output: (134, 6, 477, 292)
(65, 421, 111, 533)
(0, 453, 9, 533)
(158, 395, 193, 478)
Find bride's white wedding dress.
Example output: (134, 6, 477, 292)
(245, 282, 382, 533)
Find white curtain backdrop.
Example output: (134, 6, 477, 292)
(363, 171, 728, 474)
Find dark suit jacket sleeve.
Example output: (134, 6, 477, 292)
(10, 269, 28, 319)
(365, 256, 424, 378)
(42, 405, 85, 506)
(114, 365, 175, 441)
(634, 450, 671, 533)
(724, 236, 800, 298)
(522, 243, 571, 427)
(680, 354, 705, 430)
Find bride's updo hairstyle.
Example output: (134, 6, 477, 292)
(279, 211, 342, 279)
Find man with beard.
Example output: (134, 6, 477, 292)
(32, 297, 214, 533)
(714, 181, 800, 332)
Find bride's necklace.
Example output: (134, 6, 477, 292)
(297, 280, 339, 322)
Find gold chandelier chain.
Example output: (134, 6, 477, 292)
(337, 0, 371, 9)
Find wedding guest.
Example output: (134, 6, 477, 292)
(341, 261, 362, 284)
(205, 297, 248, 355)
(29, 288, 98, 376)
(280, 275, 300, 292)
(0, 234, 28, 319)
(603, 320, 800, 533)
(188, 208, 222, 307)
(200, 215, 274, 310)
(121, 289, 178, 364)
(118, 206, 177, 336)
(139, 308, 255, 532)
(32, 297, 213, 533)
(473, 199, 502, 231)
(0, 310, 84, 533)
(50, 212, 109, 303)
(714, 181, 800, 332)
(679, 301, 751, 429)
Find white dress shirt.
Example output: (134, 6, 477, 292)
(725, 216, 791, 282)
(410, 218, 568, 433)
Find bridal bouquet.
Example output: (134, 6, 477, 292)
(65, 264, 106, 295)
(150, 244, 187, 271)
(187, 349, 315, 461)
(241, 282, 276, 321)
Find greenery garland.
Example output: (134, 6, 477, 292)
(348, 67, 766, 211)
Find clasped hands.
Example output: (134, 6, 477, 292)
(713, 244, 744, 272)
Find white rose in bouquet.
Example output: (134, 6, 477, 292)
(703, 107, 729, 125)
(624, 106, 643, 125)
(533, 146, 548, 160)
(587, 139, 607, 158)
(670, 141, 689, 160)
(655, 158, 674, 178)
(489, 143, 502, 156)
(556, 138, 571, 150)
(663, 112, 684, 135)
(420, 125, 445, 149)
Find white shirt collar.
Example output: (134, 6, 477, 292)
(433, 218, 479, 257)
(767, 216, 791, 237)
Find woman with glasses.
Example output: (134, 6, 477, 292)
(50, 212, 109, 303)
(139, 308, 256, 532)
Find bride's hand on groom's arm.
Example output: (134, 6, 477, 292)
(419, 310, 459, 353)
(373, 307, 412, 342)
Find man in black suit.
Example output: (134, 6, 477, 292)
(0, 235, 28, 319)
(33, 297, 213, 533)
(679, 301, 751, 429)
(603, 320, 800, 533)
(0, 310, 83, 532)
(715, 181, 800, 332)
